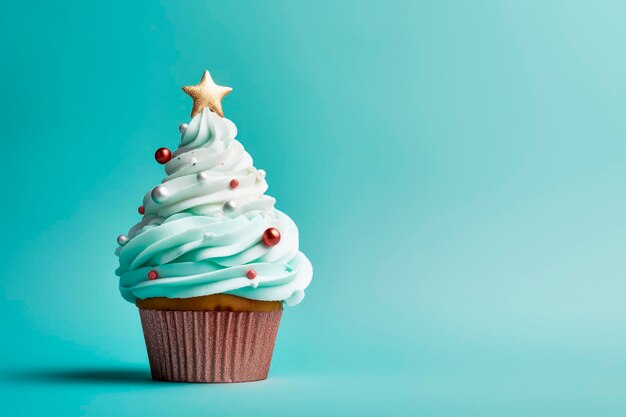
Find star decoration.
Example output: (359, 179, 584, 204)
(182, 70, 233, 118)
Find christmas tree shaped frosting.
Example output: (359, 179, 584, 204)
(115, 71, 312, 306)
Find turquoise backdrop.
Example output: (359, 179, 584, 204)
(1, 0, 625, 415)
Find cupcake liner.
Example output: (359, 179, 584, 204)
(138, 309, 282, 383)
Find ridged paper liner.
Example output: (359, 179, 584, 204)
(139, 309, 282, 383)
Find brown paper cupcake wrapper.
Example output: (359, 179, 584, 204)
(139, 309, 282, 383)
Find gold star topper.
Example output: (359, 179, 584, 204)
(182, 70, 233, 118)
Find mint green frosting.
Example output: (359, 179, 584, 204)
(115, 108, 312, 306)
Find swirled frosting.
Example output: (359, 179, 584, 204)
(115, 108, 313, 306)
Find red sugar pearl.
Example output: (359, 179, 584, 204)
(262, 228, 281, 247)
(138, 206, 145, 215)
(246, 270, 257, 280)
(154, 147, 172, 164)
(147, 270, 158, 280)
(229, 179, 239, 189)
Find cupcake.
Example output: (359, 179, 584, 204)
(115, 70, 313, 383)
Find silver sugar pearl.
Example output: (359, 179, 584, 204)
(151, 185, 170, 203)
(190, 157, 198, 166)
(179, 123, 188, 134)
(197, 171, 209, 183)
(117, 234, 129, 246)
(223, 201, 237, 212)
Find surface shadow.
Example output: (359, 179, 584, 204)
(7, 367, 155, 386)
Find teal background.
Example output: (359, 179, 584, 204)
(1, 0, 625, 415)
